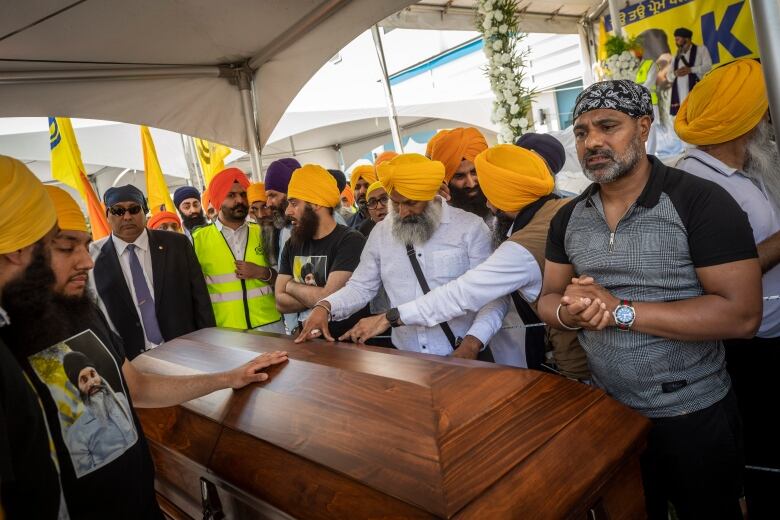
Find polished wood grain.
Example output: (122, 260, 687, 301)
(137, 328, 650, 519)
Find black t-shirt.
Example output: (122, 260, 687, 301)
(1, 337, 63, 519)
(9, 312, 160, 519)
(357, 218, 376, 237)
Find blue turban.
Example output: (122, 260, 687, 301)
(173, 185, 200, 209)
(103, 184, 147, 212)
(264, 158, 301, 194)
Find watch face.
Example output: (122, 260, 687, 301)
(615, 306, 634, 324)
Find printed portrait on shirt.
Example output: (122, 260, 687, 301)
(292, 255, 328, 287)
(27, 330, 138, 478)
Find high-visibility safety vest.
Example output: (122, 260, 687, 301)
(192, 223, 280, 329)
(635, 59, 658, 105)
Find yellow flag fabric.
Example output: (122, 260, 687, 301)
(141, 126, 175, 214)
(194, 138, 231, 184)
(49, 117, 110, 240)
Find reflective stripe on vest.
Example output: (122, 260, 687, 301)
(635, 59, 658, 105)
(193, 223, 281, 329)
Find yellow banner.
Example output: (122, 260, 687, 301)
(141, 126, 175, 214)
(604, 0, 758, 66)
(49, 117, 110, 240)
(194, 137, 231, 185)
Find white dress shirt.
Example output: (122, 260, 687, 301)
(215, 218, 248, 259)
(111, 230, 159, 350)
(667, 44, 713, 105)
(326, 200, 507, 355)
(677, 149, 780, 338)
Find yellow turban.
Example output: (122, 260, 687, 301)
(247, 182, 267, 204)
(377, 153, 445, 202)
(675, 59, 768, 145)
(349, 164, 377, 192)
(365, 180, 384, 199)
(474, 144, 554, 212)
(0, 156, 57, 254)
(45, 186, 87, 233)
(429, 127, 488, 182)
(425, 130, 447, 158)
(288, 164, 341, 207)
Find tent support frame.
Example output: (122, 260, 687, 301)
(750, 0, 780, 159)
(371, 24, 404, 153)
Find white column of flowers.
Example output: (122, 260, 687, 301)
(476, 0, 534, 143)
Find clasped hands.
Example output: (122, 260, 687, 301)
(558, 275, 620, 331)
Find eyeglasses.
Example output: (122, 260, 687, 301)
(367, 196, 389, 209)
(109, 205, 143, 217)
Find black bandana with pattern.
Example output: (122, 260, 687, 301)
(573, 80, 654, 122)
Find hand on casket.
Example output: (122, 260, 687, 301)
(225, 351, 288, 388)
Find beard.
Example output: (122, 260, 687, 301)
(491, 210, 515, 249)
(270, 199, 289, 230)
(180, 211, 207, 231)
(449, 184, 490, 218)
(290, 204, 319, 247)
(580, 135, 643, 184)
(743, 119, 780, 209)
(222, 203, 248, 222)
(1, 245, 100, 356)
(82, 383, 132, 428)
(260, 221, 278, 265)
(389, 199, 443, 246)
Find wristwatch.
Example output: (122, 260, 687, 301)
(613, 300, 636, 331)
(385, 307, 403, 328)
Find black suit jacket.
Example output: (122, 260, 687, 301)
(93, 230, 215, 360)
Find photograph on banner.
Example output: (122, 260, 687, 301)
(604, 0, 758, 68)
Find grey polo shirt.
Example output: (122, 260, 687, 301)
(546, 157, 757, 418)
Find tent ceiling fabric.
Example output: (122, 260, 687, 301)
(381, 1, 605, 34)
(0, 0, 416, 152)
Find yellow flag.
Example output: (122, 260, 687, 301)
(140, 126, 175, 215)
(194, 137, 231, 184)
(49, 117, 110, 240)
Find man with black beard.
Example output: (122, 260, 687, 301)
(1, 183, 288, 519)
(274, 164, 365, 338)
(538, 79, 762, 519)
(428, 127, 490, 221)
(675, 59, 780, 517)
(173, 185, 207, 241)
(193, 168, 282, 332)
(297, 154, 506, 360)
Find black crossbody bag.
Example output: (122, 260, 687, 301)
(405, 244, 494, 362)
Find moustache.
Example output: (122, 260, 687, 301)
(231, 204, 248, 213)
(583, 149, 615, 162)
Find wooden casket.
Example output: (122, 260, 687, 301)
(135, 328, 651, 519)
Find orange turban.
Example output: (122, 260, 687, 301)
(201, 189, 211, 210)
(45, 186, 87, 233)
(349, 164, 377, 192)
(341, 185, 355, 206)
(288, 164, 341, 207)
(429, 127, 488, 182)
(147, 211, 182, 231)
(374, 151, 398, 166)
(377, 154, 445, 202)
(0, 156, 57, 254)
(425, 130, 447, 158)
(675, 59, 769, 145)
(475, 144, 554, 212)
(247, 182, 267, 204)
(208, 167, 250, 209)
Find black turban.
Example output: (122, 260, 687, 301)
(515, 133, 567, 175)
(327, 169, 347, 194)
(674, 27, 693, 38)
(103, 184, 148, 213)
(173, 186, 200, 209)
(63, 351, 97, 388)
(573, 80, 654, 123)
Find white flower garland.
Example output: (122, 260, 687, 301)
(477, 0, 534, 143)
(594, 51, 640, 82)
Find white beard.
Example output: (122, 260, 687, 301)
(388, 199, 443, 246)
(83, 384, 132, 429)
(744, 120, 780, 210)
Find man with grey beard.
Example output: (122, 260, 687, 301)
(63, 351, 138, 475)
(538, 79, 762, 519)
(296, 154, 507, 360)
(675, 58, 779, 517)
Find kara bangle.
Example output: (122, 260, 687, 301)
(313, 302, 331, 319)
(556, 303, 582, 331)
(260, 267, 274, 283)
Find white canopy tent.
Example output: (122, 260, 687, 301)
(0, 0, 421, 178)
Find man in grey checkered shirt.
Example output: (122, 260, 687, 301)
(538, 80, 763, 520)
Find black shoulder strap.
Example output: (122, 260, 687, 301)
(405, 244, 460, 348)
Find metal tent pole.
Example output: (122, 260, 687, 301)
(607, 0, 622, 37)
(237, 68, 262, 182)
(750, 0, 780, 158)
(371, 25, 404, 153)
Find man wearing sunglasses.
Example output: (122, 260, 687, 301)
(91, 185, 215, 360)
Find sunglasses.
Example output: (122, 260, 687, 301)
(367, 195, 389, 209)
(109, 205, 144, 216)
